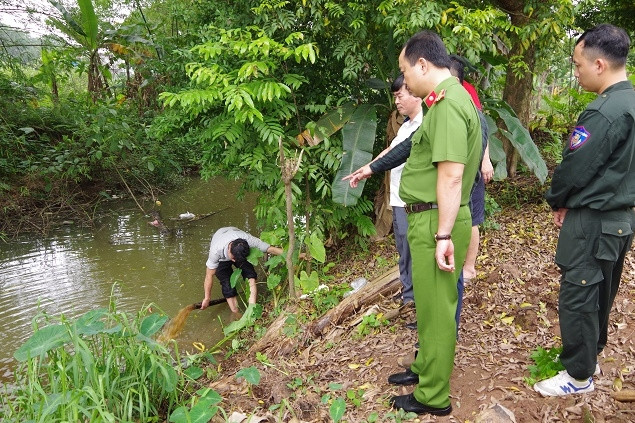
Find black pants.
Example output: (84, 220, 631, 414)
(216, 260, 258, 298)
(557, 208, 635, 379)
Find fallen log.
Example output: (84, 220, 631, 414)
(168, 207, 230, 222)
(245, 265, 401, 358)
(308, 265, 400, 337)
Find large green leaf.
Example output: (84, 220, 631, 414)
(223, 304, 262, 336)
(307, 232, 326, 263)
(230, 267, 242, 289)
(77, 0, 99, 50)
(236, 366, 261, 385)
(490, 105, 547, 183)
(139, 313, 169, 337)
(488, 135, 508, 181)
(169, 400, 218, 423)
(485, 113, 507, 182)
(14, 324, 70, 362)
(329, 397, 346, 422)
(296, 102, 356, 146)
(49, 0, 86, 37)
(155, 361, 178, 392)
(196, 388, 223, 405)
(332, 104, 377, 206)
(74, 308, 107, 336)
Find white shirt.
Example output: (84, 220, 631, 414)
(205, 227, 270, 269)
(389, 111, 423, 207)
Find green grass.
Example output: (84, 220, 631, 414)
(0, 295, 197, 422)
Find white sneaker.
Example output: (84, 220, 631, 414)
(534, 370, 594, 396)
(594, 363, 601, 376)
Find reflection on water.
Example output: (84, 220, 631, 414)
(0, 177, 257, 381)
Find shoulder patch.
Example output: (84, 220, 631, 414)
(570, 126, 590, 150)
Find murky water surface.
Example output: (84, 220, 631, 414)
(0, 177, 258, 381)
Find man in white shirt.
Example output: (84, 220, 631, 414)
(200, 227, 283, 312)
(372, 74, 423, 305)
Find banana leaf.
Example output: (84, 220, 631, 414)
(296, 102, 356, 146)
(484, 114, 507, 181)
(332, 104, 377, 206)
(77, 0, 99, 50)
(488, 104, 547, 183)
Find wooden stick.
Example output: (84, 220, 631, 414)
(192, 298, 227, 309)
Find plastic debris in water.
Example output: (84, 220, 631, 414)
(179, 212, 195, 219)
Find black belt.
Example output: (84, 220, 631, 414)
(404, 203, 438, 214)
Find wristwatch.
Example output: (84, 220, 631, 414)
(434, 233, 452, 242)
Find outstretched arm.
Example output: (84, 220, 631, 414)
(266, 246, 284, 255)
(200, 267, 216, 309)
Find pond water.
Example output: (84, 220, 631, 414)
(0, 177, 259, 382)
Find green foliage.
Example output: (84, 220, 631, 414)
(486, 102, 548, 183)
(2, 301, 191, 422)
(346, 388, 365, 407)
(307, 232, 326, 263)
(482, 193, 502, 231)
(332, 104, 377, 206)
(525, 346, 565, 386)
(384, 407, 418, 422)
(329, 397, 347, 422)
(535, 87, 595, 136)
(295, 270, 320, 294)
(168, 388, 222, 423)
(355, 313, 387, 338)
(223, 304, 263, 336)
(236, 366, 261, 386)
(310, 280, 348, 316)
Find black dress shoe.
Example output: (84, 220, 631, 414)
(405, 321, 417, 330)
(388, 369, 419, 385)
(390, 393, 452, 416)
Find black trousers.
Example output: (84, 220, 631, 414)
(557, 208, 635, 379)
(216, 260, 258, 298)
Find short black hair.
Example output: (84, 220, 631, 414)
(577, 23, 630, 67)
(449, 55, 465, 84)
(402, 30, 451, 69)
(230, 238, 250, 263)
(391, 73, 405, 93)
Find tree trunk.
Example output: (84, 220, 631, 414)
(278, 138, 303, 300)
(493, 0, 538, 178)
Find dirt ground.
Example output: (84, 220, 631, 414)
(208, 202, 635, 422)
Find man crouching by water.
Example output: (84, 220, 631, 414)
(200, 227, 283, 312)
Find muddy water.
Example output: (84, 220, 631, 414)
(0, 177, 258, 381)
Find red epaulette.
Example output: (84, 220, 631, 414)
(424, 89, 446, 108)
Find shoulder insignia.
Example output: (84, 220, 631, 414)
(424, 89, 447, 107)
(435, 89, 446, 103)
(570, 126, 591, 150)
(424, 91, 437, 108)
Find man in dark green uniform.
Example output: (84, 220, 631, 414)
(534, 24, 635, 397)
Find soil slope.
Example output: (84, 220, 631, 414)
(209, 202, 635, 422)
